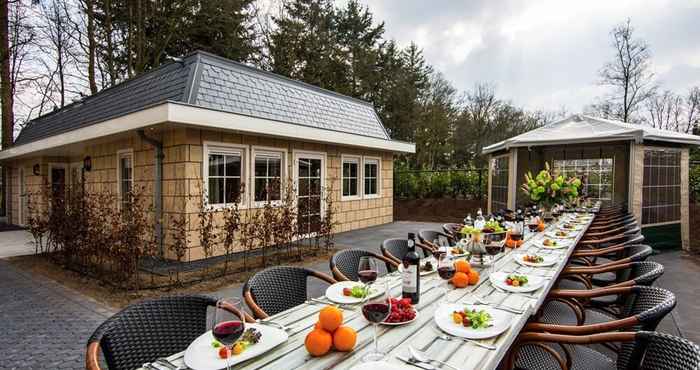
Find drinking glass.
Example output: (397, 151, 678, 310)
(361, 279, 391, 362)
(212, 298, 245, 370)
(358, 256, 378, 295)
(436, 252, 455, 303)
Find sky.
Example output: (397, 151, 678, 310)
(346, 0, 700, 113)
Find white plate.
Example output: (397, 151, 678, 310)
(184, 324, 288, 370)
(513, 253, 558, 267)
(399, 263, 436, 276)
(325, 281, 384, 304)
(351, 361, 404, 370)
(381, 310, 419, 326)
(560, 224, 584, 231)
(490, 271, 546, 293)
(545, 231, 576, 239)
(439, 246, 469, 258)
(434, 303, 512, 339)
(535, 239, 571, 249)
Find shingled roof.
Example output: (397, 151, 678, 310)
(15, 51, 390, 146)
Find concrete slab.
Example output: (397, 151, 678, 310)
(0, 230, 35, 258)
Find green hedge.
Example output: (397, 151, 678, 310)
(394, 170, 487, 199)
(691, 165, 700, 200)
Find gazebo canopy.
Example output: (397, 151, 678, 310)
(482, 114, 700, 154)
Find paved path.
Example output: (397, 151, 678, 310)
(0, 260, 115, 370)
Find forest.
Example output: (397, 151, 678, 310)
(0, 1, 698, 170)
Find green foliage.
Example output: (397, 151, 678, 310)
(394, 170, 487, 200)
(690, 164, 700, 200)
(521, 162, 581, 206)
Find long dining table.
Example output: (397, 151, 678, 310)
(142, 211, 596, 370)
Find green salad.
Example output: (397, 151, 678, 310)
(452, 308, 493, 329)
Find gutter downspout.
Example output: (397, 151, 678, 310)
(138, 129, 164, 256)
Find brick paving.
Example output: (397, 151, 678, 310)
(0, 260, 115, 370)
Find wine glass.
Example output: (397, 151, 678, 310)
(212, 298, 245, 370)
(436, 252, 455, 303)
(361, 279, 391, 362)
(358, 256, 378, 295)
(484, 234, 505, 274)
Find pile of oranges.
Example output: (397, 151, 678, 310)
(450, 260, 480, 288)
(305, 306, 357, 357)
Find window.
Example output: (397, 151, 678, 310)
(642, 149, 681, 225)
(117, 151, 133, 208)
(253, 150, 284, 203)
(553, 158, 614, 201)
(490, 156, 509, 212)
(205, 144, 245, 206)
(363, 157, 380, 198)
(342, 155, 360, 200)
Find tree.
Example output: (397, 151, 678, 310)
(595, 19, 656, 123)
(1, 0, 12, 149)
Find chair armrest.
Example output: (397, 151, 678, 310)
(572, 244, 625, 257)
(562, 262, 632, 275)
(311, 270, 338, 285)
(86, 342, 102, 370)
(525, 316, 639, 335)
(548, 286, 632, 299)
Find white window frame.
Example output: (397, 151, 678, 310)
(362, 156, 381, 199)
(251, 145, 287, 208)
(203, 141, 249, 210)
(341, 154, 362, 201)
(116, 149, 134, 209)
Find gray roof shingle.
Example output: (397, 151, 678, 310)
(14, 51, 389, 146)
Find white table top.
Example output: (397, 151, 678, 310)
(139, 213, 594, 370)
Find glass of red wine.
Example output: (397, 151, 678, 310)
(436, 252, 455, 303)
(212, 298, 245, 370)
(361, 279, 390, 362)
(358, 256, 378, 295)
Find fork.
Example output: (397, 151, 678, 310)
(431, 328, 496, 350)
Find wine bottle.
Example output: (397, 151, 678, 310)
(402, 233, 420, 304)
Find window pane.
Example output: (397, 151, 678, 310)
(350, 179, 357, 196)
(642, 149, 681, 225)
(299, 159, 310, 178)
(349, 163, 357, 178)
(209, 178, 224, 204)
(299, 178, 310, 196)
(255, 157, 267, 177)
(269, 183, 281, 201)
(121, 157, 132, 180)
(343, 162, 351, 178)
(254, 178, 267, 202)
(209, 154, 224, 176)
(343, 178, 350, 196)
(225, 155, 241, 177)
(310, 159, 321, 177)
(269, 158, 281, 177)
(226, 177, 241, 203)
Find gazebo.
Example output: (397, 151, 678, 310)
(482, 114, 700, 250)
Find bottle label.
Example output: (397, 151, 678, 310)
(407, 239, 414, 248)
(402, 265, 417, 293)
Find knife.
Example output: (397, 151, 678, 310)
(396, 355, 436, 370)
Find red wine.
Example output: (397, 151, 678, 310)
(212, 321, 244, 346)
(358, 270, 378, 283)
(528, 223, 539, 232)
(362, 303, 390, 323)
(510, 232, 522, 242)
(402, 233, 420, 304)
(437, 266, 456, 280)
(485, 245, 502, 256)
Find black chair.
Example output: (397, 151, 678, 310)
(86, 295, 251, 370)
(557, 260, 664, 290)
(442, 223, 463, 237)
(381, 238, 435, 272)
(243, 266, 337, 319)
(418, 229, 455, 249)
(330, 248, 398, 281)
(506, 331, 700, 370)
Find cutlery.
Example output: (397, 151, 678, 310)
(408, 346, 461, 370)
(256, 319, 297, 331)
(396, 354, 435, 370)
(309, 297, 355, 310)
(431, 329, 496, 350)
(468, 295, 525, 314)
(155, 358, 178, 370)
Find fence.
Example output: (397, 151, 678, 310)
(394, 168, 488, 200)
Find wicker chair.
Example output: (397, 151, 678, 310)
(330, 248, 398, 281)
(505, 331, 699, 370)
(243, 266, 336, 319)
(86, 294, 252, 370)
(442, 223, 463, 237)
(532, 285, 675, 331)
(380, 238, 433, 272)
(418, 229, 456, 249)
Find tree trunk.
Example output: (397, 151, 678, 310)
(1, 0, 13, 149)
(85, 0, 97, 94)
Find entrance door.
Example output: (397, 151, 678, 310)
(50, 164, 67, 203)
(294, 152, 325, 236)
(18, 168, 26, 225)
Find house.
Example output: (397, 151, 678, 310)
(0, 51, 415, 261)
(482, 114, 700, 250)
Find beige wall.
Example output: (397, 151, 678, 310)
(7, 126, 395, 261)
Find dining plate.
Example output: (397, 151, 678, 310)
(545, 231, 576, 239)
(513, 253, 558, 267)
(183, 324, 288, 370)
(399, 263, 437, 276)
(325, 281, 384, 304)
(434, 303, 512, 339)
(535, 239, 571, 249)
(490, 271, 546, 293)
(381, 310, 419, 326)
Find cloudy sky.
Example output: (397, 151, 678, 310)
(348, 0, 700, 113)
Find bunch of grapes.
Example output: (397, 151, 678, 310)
(385, 298, 416, 323)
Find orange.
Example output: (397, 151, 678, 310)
(314, 321, 322, 330)
(505, 238, 515, 248)
(332, 326, 357, 351)
(537, 222, 545, 232)
(318, 306, 343, 332)
(467, 270, 480, 285)
(452, 272, 469, 288)
(305, 329, 333, 356)
(454, 260, 471, 274)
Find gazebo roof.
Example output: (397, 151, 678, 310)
(482, 114, 700, 154)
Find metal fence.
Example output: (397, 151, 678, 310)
(394, 168, 488, 200)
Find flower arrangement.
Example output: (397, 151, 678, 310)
(521, 162, 582, 207)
